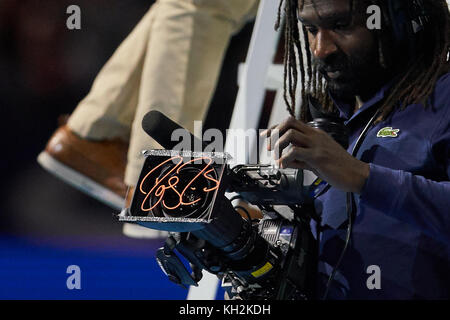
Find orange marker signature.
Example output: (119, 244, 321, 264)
(139, 156, 220, 212)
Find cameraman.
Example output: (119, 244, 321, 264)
(265, 0, 449, 299)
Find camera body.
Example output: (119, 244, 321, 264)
(118, 149, 319, 300)
(117, 108, 349, 300)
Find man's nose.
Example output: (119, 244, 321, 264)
(312, 30, 338, 60)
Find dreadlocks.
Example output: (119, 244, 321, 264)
(276, 0, 450, 123)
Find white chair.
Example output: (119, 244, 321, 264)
(187, 0, 287, 300)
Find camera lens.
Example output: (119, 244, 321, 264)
(307, 118, 349, 149)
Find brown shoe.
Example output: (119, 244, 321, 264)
(37, 124, 129, 209)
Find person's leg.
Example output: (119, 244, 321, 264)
(125, 0, 260, 186)
(122, 0, 259, 240)
(67, 4, 160, 141)
(37, 4, 161, 209)
(39, 0, 259, 211)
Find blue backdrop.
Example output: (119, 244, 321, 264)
(0, 235, 224, 300)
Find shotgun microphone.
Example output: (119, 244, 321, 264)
(142, 110, 204, 151)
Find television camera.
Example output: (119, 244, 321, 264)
(117, 110, 348, 300)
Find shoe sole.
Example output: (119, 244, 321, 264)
(37, 151, 125, 210)
(38, 151, 167, 239)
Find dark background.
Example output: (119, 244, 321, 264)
(0, 0, 253, 299)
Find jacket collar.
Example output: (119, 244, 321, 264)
(330, 79, 396, 126)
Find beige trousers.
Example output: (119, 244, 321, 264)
(68, 0, 259, 186)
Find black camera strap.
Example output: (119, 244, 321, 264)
(322, 106, 383, 299)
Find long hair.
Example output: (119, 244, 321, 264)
(276, 0, 450, 123)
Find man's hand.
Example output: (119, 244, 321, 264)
(261, 117, 370, 194)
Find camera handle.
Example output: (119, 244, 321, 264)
(156, 235, 203, 289)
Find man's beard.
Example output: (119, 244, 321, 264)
(314, 47, 388, 101)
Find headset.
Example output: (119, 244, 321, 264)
(295, 0, 430, 63)
(387, 0, 430, 61)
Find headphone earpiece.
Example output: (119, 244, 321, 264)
(386, 0, 429, 62)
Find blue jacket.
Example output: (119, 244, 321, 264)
(316, 72, 450, 299)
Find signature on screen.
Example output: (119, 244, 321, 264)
(139, 156, 220, 212)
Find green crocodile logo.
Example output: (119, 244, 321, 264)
(377, 127, 400, 138)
